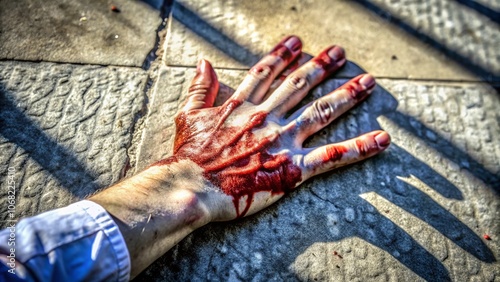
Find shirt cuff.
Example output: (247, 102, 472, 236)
(77, 200, 131, 282)
(0, 200, 131, 282)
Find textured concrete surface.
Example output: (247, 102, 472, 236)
(163, 0, 499, 82)
(0, 0, 499, 281)
(0, 61, 147, 220)
(134, 67, 500, 281)
(360, 0, 500, 81)
(0, 0, 162, 67)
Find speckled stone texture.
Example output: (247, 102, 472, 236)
(0, 0, 162, 67)
(134, 66, 499, 281)
(0, 62, 147, 223)
(359, 0, 500, 81)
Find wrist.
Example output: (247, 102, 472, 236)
(91, 158, 213, 229)
(141, 161, 213, 228)
(88, 157, 213, 277)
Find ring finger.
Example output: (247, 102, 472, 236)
(284, 74, 376, 146)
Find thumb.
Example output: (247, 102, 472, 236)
(182, 59, 220, 111)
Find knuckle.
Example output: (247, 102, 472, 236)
(250, 65, 274, 80)
(188, 82, 211, 96)
(311, 99, 333, 125)
(354, 139, 367, 156)
(286, 74, 309, 92)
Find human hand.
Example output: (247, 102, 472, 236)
(154, 35, 391, 221)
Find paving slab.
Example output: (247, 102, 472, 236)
(0, 0, 163, 67)
(363, 0, 500, 81)
(134, 66, 499, 281)
(162, 0, 499, 82)
(0, 61, 147, 225)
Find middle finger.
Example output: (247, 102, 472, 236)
(258, 45, 346, 116)
(231, 36, 302, 104)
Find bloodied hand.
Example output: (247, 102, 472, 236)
(153, 36, 391, 221)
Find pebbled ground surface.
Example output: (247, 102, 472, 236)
(0, 61, 147, 221)
(363, 0, 500, 81)
(0, 0, 499, 281)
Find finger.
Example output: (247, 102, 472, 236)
(258, 45, 346, 116)
(265, 53, 312, 101)
(182, 59, 219, 111)
(231, 36, 302, 104)
(285, 74, 376, 145)
(302, 130, 390, 178)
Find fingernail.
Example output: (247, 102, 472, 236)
(284, 36, 302, 52)
(359, 74, 376, 89)
(327, 46, 345, 62)
(375, 131, 391, 147)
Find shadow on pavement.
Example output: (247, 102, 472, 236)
(352, 0, 500, 84)
(0, 92, 99, 199)
(172, 2, 261, 67)
(386, 110, 500, 192)
(455, 0, 500, 23)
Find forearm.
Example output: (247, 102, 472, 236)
(89, 158, 212, 278)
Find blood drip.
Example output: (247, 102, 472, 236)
(161, 100, 303, 217)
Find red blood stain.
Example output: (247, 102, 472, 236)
(152, 156, 179, 167)
(333, 251, 343, 259)
(270, 46, 293, 63)
(311, 47, 342, 79)
(484, 234, 491, 240)
(356, 139, 367, 156)
(323, 145, 348, 163)
(340, 75, 372, 101)
(269, 36, 301, 64)
(157, 100, 302, 218)
(110, 5, 120, 13)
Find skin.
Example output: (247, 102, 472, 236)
(89, 35, 391, 278)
